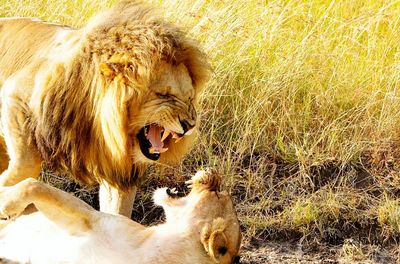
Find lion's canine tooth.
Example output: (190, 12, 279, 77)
(161, 130, 171, 142)
(185, 128, 194, 136)
(159, 147, 168, 153)
(170, 132, 183, 143)
(149, 147, 156, 154)
(174, 137, 183, 143)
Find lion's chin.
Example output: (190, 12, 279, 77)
(136, 124, 185, 161)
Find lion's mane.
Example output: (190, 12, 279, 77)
(25, 2, 210, 191)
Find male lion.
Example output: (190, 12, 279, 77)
(0, 2, 210, 216)
(0, 170, 241, 264)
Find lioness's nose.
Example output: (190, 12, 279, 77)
(180, 119, 195, 134)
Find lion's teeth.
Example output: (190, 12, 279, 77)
(161, 130, 171, 142)
(149, 146, 168, 154)
(159, 147, 169, 153)
(170, 132, 183, 143)
(185, 128, 194, 136)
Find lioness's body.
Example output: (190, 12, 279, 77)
(1, 210, 193, 263)
(0, 3, 210, 216)
(0, 171, 241, 264)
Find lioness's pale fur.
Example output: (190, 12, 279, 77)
(0, 170, 241, 264)
(0, 2, 210, 216)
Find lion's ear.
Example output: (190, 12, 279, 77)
(100, 54, 130, 78)
(99, 63, 115, 78)
(100, 60, 149, 86)
(201, 218, 229, 263)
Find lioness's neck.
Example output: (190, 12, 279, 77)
(138, 221, 211, 263)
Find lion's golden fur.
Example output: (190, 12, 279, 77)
(0, 2, 210, 191)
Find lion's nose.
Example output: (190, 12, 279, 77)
(180, 119, 195, 134)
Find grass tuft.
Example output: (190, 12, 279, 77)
(377, 195, 400, 232)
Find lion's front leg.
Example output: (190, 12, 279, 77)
(0, 78, 42, 187)
(99, 181, 137, 217)
(0, 79, 42, 186)
(0, 140, 10, 174)
(0, 150, 41, 187)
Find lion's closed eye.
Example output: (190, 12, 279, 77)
(155, 92, 171, 99)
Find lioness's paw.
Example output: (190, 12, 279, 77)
(186, 169, 221, 192)
(153, 187, 170, 207)
(153, 187, 183, 207)
(0, 187, 25, 220)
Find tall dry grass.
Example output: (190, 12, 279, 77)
(2, 0, 400, 251)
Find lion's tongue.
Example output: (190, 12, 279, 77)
(146, 125, 164, 152)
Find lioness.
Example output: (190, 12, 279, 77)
(0, 170, 241, 264)
(0, 2, 210, 216)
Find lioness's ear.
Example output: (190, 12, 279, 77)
(209, 229, 228, 262)
(201, 218, 229, 263)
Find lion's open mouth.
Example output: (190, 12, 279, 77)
(137, 124, 184, 161)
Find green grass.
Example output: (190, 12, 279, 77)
(3, 0, 400, 259)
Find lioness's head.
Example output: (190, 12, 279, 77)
(153, 170, 241, 264)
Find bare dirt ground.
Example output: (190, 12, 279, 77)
(239, 240, 397, 264)
(241, 242, 339, 264)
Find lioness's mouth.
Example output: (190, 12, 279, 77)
(137, 124, 184, 161)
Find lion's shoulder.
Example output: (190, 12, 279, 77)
(0, 17, 71, 81)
